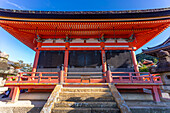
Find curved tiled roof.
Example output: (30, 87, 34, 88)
(142, 37, 170, 55)
(0, 8, 170, 50)
(0, 7, 170, 20)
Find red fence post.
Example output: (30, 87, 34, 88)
(106, 64, 113, 83)
(17, 73, 23, 82)
(59, 64, 64, 84)
(38, 73, 42, 83)
(11, 87, 20, 102)
(129, 73, 133, 83)
(151, 86, 161, 102)
(9, 88, 14, 99)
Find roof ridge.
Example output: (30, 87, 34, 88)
(0, 7, 170, 14)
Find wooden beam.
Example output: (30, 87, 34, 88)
(19, 28, 152, 33)
(42, 42, 129, 46)
(36, 47, 135, 51)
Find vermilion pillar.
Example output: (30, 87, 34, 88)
(32, 50, 40, 73)
(101, 50, 107, 76)
(32, 42, 41, 74)
(131, 50, 139, 74)
(64, 42, 69, 78)
(11, 87, 20, 102)
(64, 50, 69, 77)
(101, 42, 107, 77)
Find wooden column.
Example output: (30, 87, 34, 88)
(101, 42, 107, 77)
(106, 64, 113, 83)
(9, 88, 14, 99)
(32, 50, 40, 73)
(59, 64, 64, 84)
(131, 50, 139, 75)
(64, 42, 69, 78)
(152, 86, 161, 102)
(32, 42, 41, 74)
(11, 87, 20, 102)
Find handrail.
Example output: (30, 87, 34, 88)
(18, 72, 59, 74)
(6, 71, 60, 83)
(111, 72, 150, 74)
(65, 76, 104, 78)
(67, 72, 104, 74)
(5, 71, 162, 84)
(110, 72, 162, 83)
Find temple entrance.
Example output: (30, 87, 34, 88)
(69, 50, 102, 68)
(105, 50, 133, 72)
(68, 50, 102, 77)
(37, 51, 64, 76)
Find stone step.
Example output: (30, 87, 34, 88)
(0, 87, 8, 92)
(58, 96, 114, 102)
(62, 87, 110, 92)
(59, 92, 112, 97)
(52, 107, 120, 113)
(19, 92, 51, 100)
(54, 101, 117, 108)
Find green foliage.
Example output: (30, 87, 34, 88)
(136, 53, 158, 63)
(153, 58, 158, 64)
(137, 53, 159, 72)
(139, 65, 150, 72)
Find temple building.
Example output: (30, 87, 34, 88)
(143, 37, 170, 94)
(0, 7, 170, 113)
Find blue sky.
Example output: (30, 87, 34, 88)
(0, 0, 170, 64)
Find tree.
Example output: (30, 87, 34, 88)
(153, 58, 158, 64)
(139, 65, 150, 72)
(12, 60, 32, 72)
(136, 53, 158, 63)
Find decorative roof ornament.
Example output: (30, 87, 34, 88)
(127, 34, 135, 42)
(35, 35, 44, 43)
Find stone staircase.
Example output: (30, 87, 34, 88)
(52, 87, 120, 113)
(0, 77, 8, 95)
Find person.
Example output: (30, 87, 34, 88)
(2, 89, 11, 98)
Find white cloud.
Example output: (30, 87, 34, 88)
(3, 0, 23, 9)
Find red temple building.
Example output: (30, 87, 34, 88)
(0, 7, 170, 113)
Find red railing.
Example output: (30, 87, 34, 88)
(5, 71, 162, 84)
(6, 72, 60, 83)
(109, 72, 162, 83)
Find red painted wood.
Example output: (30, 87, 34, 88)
(101, 50, 107, 76)
(152, 86, 161, 102)
(37, 47, 135, 51)
(1, 20, 169, 50)
(64, 49, 69, 78)
(5, 71, 162, 84)
(65, 79, 105, 83)
(106, 70, 113, 83)
(42, 42, 129, 46)
(42, 35, 130, 39)
(11, 87, 20, 102)
(9, 88, 14, 99)
(157, 87, 162, 97)
(131, 50, 139, 75)
(32, 50, 40, 74)
(59, 70, 64, 84)
(115, 85, 153, 89)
